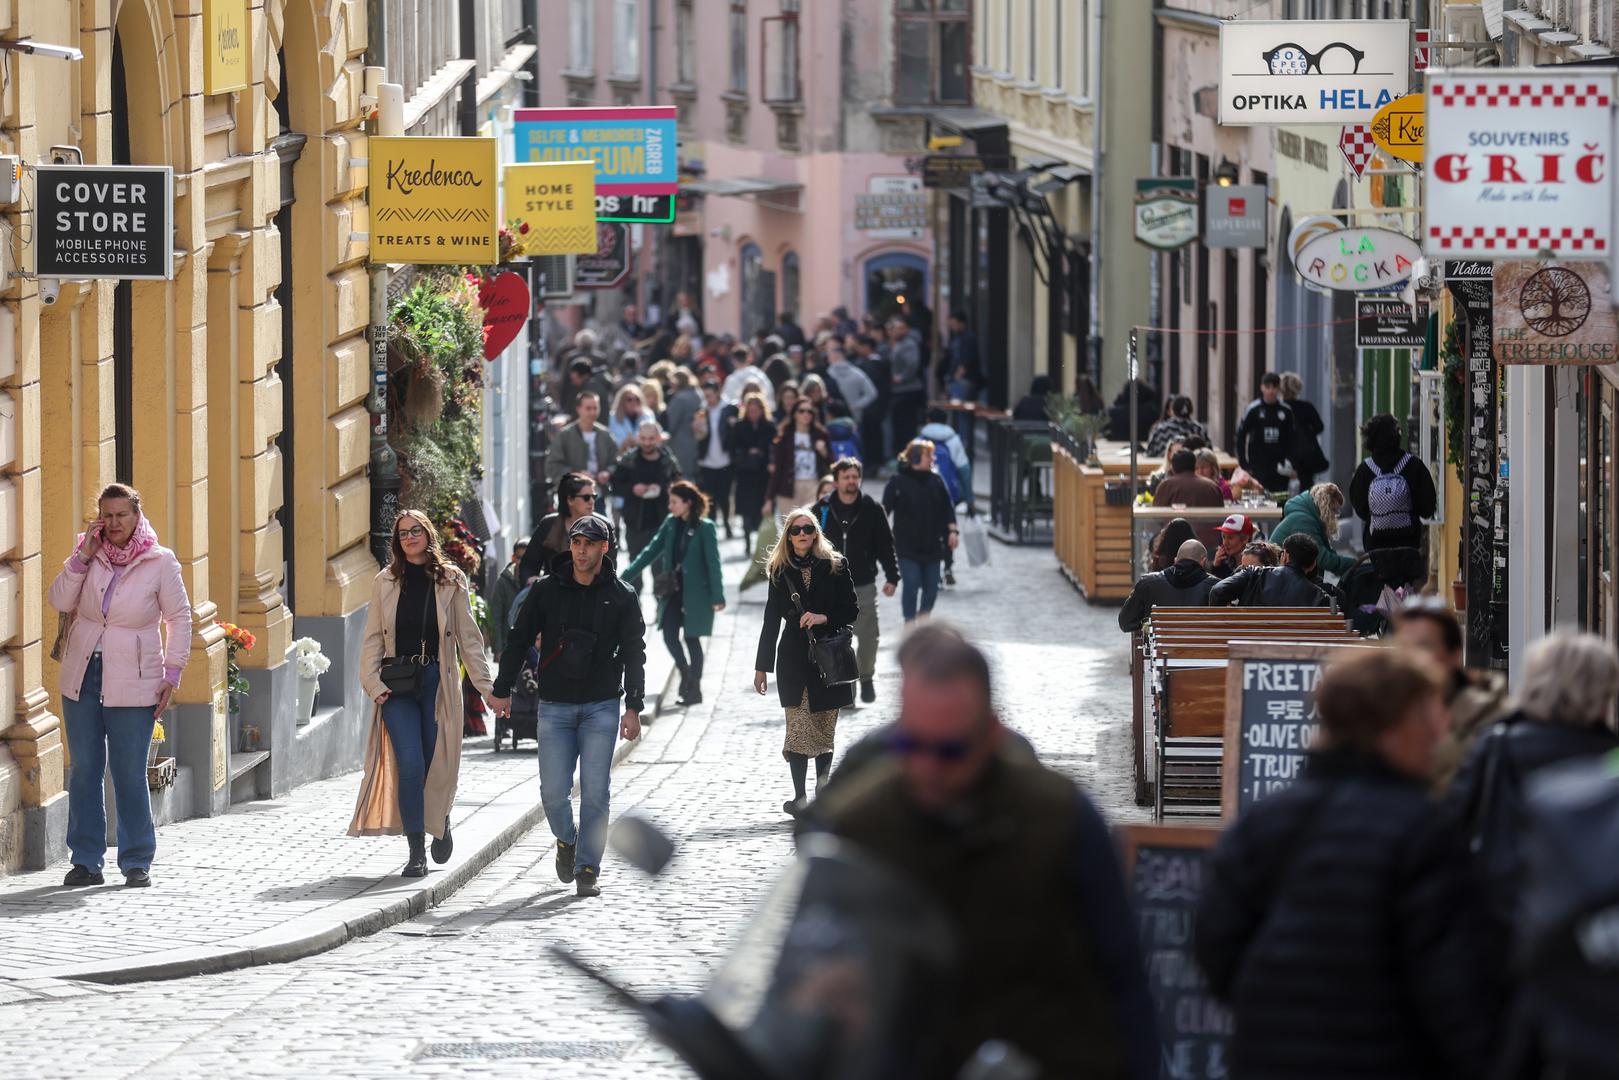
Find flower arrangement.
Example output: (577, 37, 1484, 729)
(152, 720, 165, 744)
(441, 516, 483, 578)
(217, 621, 256, 712)
(291, 638, 331, 681)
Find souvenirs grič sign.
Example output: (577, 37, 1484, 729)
(1218, 20, 1412, 125)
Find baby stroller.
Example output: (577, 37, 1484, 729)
(493, 645, 541, 752)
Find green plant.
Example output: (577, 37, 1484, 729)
(1045, 392, 1108, 444)
(1440, 315, 1465, 471)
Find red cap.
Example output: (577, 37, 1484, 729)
(1217, 513, 1256, 535)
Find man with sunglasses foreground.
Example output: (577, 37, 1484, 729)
(809, 626, 1159, 1079)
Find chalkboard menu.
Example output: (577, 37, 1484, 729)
(1222, 642, 1363, 817)
(1117, 825, 1230, 1080)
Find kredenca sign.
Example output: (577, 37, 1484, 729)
(36, 165, 173, 280)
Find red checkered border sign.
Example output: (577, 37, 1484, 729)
(1426, 226, 1608, 253)
(1429, 82, 1612, 109)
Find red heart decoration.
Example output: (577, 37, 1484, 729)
(480, 271, 531, 360)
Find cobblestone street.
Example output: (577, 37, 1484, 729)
(2, 532, 1141, 1079)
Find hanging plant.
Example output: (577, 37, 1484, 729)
(1440, 314, 1465, 472)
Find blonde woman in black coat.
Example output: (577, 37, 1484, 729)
(753, 506, 859, 817)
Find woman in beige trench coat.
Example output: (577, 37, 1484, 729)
(348, 510, 495, 877)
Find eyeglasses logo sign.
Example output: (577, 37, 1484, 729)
(1219, 20, 1411, 126)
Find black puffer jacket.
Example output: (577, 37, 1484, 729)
(1209, 564, 1336, 609)
(815, 493, 899, 588)
(881, 463, 956, 562)
(1117, 560, 1213, 632)
(1196, 749, 1502, 1080)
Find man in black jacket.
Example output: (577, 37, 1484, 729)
(816, 458, 900, 704)
(1118, 539, 1214, 632)
(611, 420, 683, 591)
(1234, 372, 1296, 492)
(1209, 534, 1336, 610)
(490, 515, 645, 898)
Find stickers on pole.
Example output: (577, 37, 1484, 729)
(504, 162, 598, 256)
(1493, 260, 1619, 365)
(1218, 20, 1411, 125)
(1425, 70, 1616, 259)
(369, 137, 500, 265)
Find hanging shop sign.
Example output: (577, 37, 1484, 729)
(1425, 71, 1617, 259)
(504, 161, 598, 256)
(575, 222, 631, 289)
(1492, 260, 1619, 365)
(1293, 224, 1421, 292)
(1356, 297, 1429, 348)
(35, 164, 174, 279)
(1369, 93, 1425, 165)
(1203, 184, 1267, 249)
(511, 106, 678, 224)
(1134, 178, 1198, 250)
(369, 137, 499, 265)
(479, 271, 531, 360)
(203, 0, 249, 94)
(1218, 19, 1411, 125)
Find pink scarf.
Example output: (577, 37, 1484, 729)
(100, 514, 159, 567)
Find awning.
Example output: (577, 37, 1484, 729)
(925, 106, 1011, 135)
(1033, 164, 1087, 194)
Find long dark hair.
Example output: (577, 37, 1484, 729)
(1150, 517, 1198, 573)
(546, 472, 597, 552)
(668, 479, 710, 523)
(387, 508, 458, 584)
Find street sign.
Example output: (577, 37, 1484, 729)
(511, 106, 677, 225)
(504, 161, 597, 255)
(1425, 70, 1617, 259)
(575, 222, 631, 289)
(1134, 178, 1198, 250)
(35, 164, 174, 279)
(1218, 20, 1411, 125)
(1493, 260, 1619, 364)
(1356, 297, 1428, 348)
(1369, 93, 1424, 165)
(1339, 124, 1375, 179)
(597, 192, 674, 224)
(1203, 184, 1267, 249)
(369, 136, 499, 265)
(1293, 224, 1420, 292)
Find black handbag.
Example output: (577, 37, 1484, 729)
(379, 584, 435, 695)
(788, 583, 858, 688)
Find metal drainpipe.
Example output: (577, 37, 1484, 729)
(366, 0, 399, 566)
(1089, 0, 1105, 392)
(645, 0, 660, 311)
(459, 0, 478, 136)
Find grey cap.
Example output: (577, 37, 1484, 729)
(567, 514, 613, 542)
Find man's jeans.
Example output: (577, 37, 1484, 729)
(63, 655, 158, 872)
(538, 699, 620, 874)
(853, 582, 881, 681)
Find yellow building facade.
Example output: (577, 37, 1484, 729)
(0, 0, 373, 872)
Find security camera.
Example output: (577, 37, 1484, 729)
(39, 278, 60, 305)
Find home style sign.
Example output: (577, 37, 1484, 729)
(1134, 178, 1199, 250)
(1292, 223, 1421, 292)
(1424, 70, 1617, 259)
(1218, 20, 1411, 125)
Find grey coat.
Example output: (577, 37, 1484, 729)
(545, 421, 619, 485)
(664, 387, 704, 477)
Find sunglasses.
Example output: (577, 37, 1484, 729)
(787, 524, 817, 537)
(1261, 42, 1364, 76)
(887, 732, 972, 763)
(571, 492, 599, 502)
(397, 525, 427, 540)
(795, 408, 816, 416)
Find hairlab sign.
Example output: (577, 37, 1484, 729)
(1219, 20, 1411, 125)
(35, 165, 174, 280)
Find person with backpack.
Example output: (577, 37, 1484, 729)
(816, 457, 899, 704)
(1349, 414, 1436, 552)
(920, 407, 972, 584)
(823, 399, 865, 466)
(882, 439, 959, 628)
(823, 340, 877, 420)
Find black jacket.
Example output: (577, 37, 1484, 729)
(1234, 398, 1296, 490)
(882, 463, 957, 562)
(1117, 560, 1214, 632)
(1196, 749, 1501, 1080)
(1209, 564, 1336, 610)
(728, 415, 776, 475)
(815, 493, 899, 588)
(1288, 397, 1330, 476)
(493, 555, 647, 713)
(1349, 448, 1437, 551)
(611, 446, 682, 534)
(755, 555, 860, 712)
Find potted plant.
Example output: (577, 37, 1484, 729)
(217, 620, 256, 715)
(292, 637, 332, 726)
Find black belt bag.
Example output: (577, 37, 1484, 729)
(789, 586, 858, 688)
(379, 586, 435, 695)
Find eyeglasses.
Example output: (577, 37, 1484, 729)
(397, 526, 427, 540)
(795, 408, 816, 416)
(887, 732, 972, 763)
(1261, 42, 1364, 76)
(787, 524, 817, 537)
(571, 492, 599, 503)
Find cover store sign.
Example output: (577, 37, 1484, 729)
(1425, 71, 1617, 259)
(1218, 20, 1411, 125)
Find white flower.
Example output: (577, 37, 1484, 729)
(292, 637, 323, 657)
(295, 652, 331, 680)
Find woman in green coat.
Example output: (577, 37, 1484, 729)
(1269, 482, 1357, 577)
(623, 479, 726, 706)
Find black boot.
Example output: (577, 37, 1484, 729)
(430, 816, 453, 864)
(403, 833, 428, 878)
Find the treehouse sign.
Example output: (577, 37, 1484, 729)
(1493, 260, 1619, 365)
(1290, 220, 1420, 292)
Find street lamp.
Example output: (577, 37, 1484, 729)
(1214, 159, 1239, 187)
(0, 39, 84, 61)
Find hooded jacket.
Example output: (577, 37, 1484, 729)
(882, 462, 957, 562)
(1269, 492, 1357, 576)
(1117, 560, 1214, 632)
(816, 491, 900, 588)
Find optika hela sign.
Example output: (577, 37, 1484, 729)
(1218, 20, 1411, 125)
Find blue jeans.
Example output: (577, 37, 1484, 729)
(898, 557, 942, 622)
(64, 655, 158, 872)
(381, 663, 442, 834)
(537, 699, 620, 874)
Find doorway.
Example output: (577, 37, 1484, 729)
(863, 252, 927, 325)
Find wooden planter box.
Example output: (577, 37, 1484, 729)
(148, 756, 177, 791)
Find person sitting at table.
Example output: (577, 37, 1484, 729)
(1153, 449, 1225, 510)
(1209, 534, 1336, 610)
(1144, 439, 1183, 497)
(1195, 449, 1234, 501)
(1271, 482, 1357, 579)
(1118, 539, 1215, 633)
(1241, 540, 1280, 568)
(1209, 513, 1259, 580)
(1147, 517, 1199, 574)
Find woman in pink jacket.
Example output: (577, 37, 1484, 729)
(48, 483, 191, 889)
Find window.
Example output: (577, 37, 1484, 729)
(730, 1, 748, 93)
(1027, 0, 1037, 82)
(1051, 0, 1062, 90)
(570, 0, 593, 72)
(763, 5, 801, 103)
(896, 0, 971, 105)
(675, 1, 696, 84)
(1075, 0, 1091, 97)
(612, 0, 640, 78)
(780, 251, 801, 325)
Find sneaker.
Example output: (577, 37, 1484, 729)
(123, 868, 152, 888)
(430, 816, 453, 864)
(860, 678, 876, 704)
(944, 570, 957, 587)
(575, 866, 601, 897)
(63, 864, 103, 887)
(555, 839, 576, 883)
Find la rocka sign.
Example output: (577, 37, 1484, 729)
(1289, 219, 1420, 292)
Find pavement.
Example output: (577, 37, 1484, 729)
(0, 513, 1145, 1079)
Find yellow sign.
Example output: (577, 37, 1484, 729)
(504, 162, 598, 255)
(1370, 93, 1424, 165)
(369, 137, 500, 265)
(203, 0, 249, 94)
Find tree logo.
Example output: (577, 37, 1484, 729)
(1519, 266, 1592, 338)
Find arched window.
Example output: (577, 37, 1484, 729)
(740, 242, 775, 342)
(780, 251, 801, 326)
(863, 251, 928, 325)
